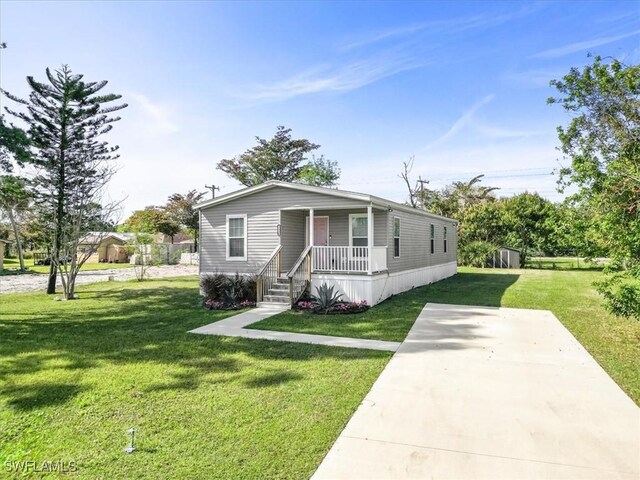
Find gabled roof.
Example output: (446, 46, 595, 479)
(79, 232, 136, 244)
(195, 180, 456, 222)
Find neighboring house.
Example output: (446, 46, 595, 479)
(78, 232, 135, 263)
(0, 239, 10, 270)
(155, 232, 195, 245)
(490, 247, 521, 269)
(195, 180, 458, 306)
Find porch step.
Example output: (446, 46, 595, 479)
(269, 285, 289, 294)
(263, 294, 291, 303)
(257, 301, 290, 308)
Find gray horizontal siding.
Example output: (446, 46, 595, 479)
(200, 186, 373, 274)
(200, 184, 455, 275)
(387, 210, 457, 274)
(280, 210, 306, 272)
(313, 209, 387, 247)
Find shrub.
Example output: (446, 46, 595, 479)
(595, 268, 640, 320)
(332, 300, 369, 314)
(459, 241, 499, 267)
(294, 298, 369, 315)
(312, 282, 343, 314)
(201, 273, 228, 302)
(200, 273, 256, 309)
(294, 300, 317, 310)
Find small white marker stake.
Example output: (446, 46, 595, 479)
(125, 428, 136, 453)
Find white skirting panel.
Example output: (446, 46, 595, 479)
(311, 261, 457, 306)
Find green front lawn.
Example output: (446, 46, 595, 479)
(525, 256, 604, 270)
(251, 268, 640, 404)
(0, 278, 390, 479)
(1, 257, 134, 275)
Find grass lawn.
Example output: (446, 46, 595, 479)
(1, 257, 134, 275)
(525, 256, 604, 270)
(251, 267, 640, 404)
(0, 277, 390, 479)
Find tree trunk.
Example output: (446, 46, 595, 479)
(48, 144, 66, 294)
(6, 208, 25, 270)
(47, 262, 57, 294)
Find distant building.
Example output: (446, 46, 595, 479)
(78, 232, 135, 263)
(490, 247, 521, 269)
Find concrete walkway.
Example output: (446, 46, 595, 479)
(313, 303, 640, 479)
(189, 305, 401, 352)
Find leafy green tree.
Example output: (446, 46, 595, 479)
(217, 126, 340, 187)
(0, 175, 31, 270)
(164, 190, 206, 250)
(3, 65, 127, 297)
(296, 155, 340, 187)
(400, 159, 498, 219)
(501, 192, 555, 266)
(0, 116, 31, 173)
(459, 201, 507, 246)
(123, 207, 180, 241)
(549, 56, 640, 318)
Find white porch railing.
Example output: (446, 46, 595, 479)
(312, 246, 387, 273)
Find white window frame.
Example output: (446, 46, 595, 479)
(393, 217, 401, 258)
(349, 214, 368, 247)
(226, 214, 247, 261)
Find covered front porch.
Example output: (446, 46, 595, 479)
(257, 204, 388, 305)
(279, 204, 389, 275)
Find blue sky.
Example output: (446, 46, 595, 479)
(1, 1, 638, 215)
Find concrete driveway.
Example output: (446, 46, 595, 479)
(313, 303, 640, 479)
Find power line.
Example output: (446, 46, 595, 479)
(204, 184, 220, 199)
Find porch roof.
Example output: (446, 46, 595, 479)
(195, 180, 456, 223)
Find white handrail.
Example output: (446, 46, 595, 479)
(312, 246, 387, 273)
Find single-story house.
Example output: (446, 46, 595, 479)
(195, 180, 458, 306)
(78, 232, 135, 263)
(490, 247, 521, 269)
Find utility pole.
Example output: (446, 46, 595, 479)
(416, 177, 428, 204)
(205, 184, 220, 199)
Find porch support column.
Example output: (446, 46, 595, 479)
(309, 208, 315, 271)
(367, 204, 373, 275)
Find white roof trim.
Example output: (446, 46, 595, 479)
(195, 180, 455, 222)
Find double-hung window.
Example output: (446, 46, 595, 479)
(393, 217, 400, 257)
(350, 214, 368, 257)
(226, 214, 247, 261)
(430, 223, 435, 254)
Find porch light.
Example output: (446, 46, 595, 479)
(387, 206, 393, 212)
(125, 428, 136, 454)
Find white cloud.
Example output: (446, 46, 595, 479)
(126, 92, 179, 135)
(422, 94, 546, 150)
(532, 30, 640, 59)
(242, 53, 428, 102)
(423, 94, 495, 149)
(341, 4, 545, 51)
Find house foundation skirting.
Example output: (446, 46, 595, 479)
(311, 261, 457, 306)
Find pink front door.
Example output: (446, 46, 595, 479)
(314, 217, 329, 246)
